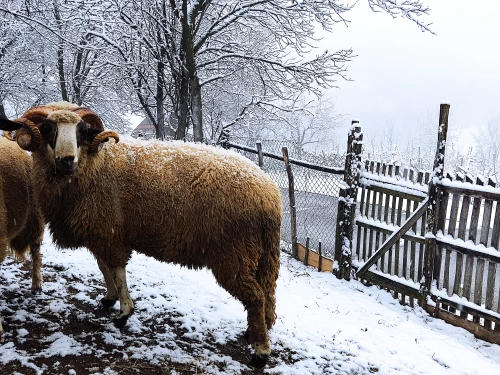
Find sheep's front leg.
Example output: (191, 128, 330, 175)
(96, 258, 119, 308)
(108, 265, 134, 328)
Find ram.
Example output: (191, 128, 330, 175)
(0, 102, 282, 368)
(0, 135, 44, 335)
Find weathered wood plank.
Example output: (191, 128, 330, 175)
(441, 183, 500, 201)
(481, 178, 496, 329)
(382, 182, 391, 273)
(447, 174, 464, 237)
(491, 200, 500, 250)
(437, 172, 453, 233)
(363, 270, 421, 298)
(356, 186, 368, 260)
(356, 198, 428, 278)
(474, 258, 485, 306)
(355, 220, 425, 243)
(297, 242, 334, 272)
(435, 238, 500, 264)
(468, 177, 483, 244)
(480, 177, 495, 246)
(444, 248, 452, 296)
(451, 175, 465, 299)
(426, 300, 500, 345)
(395, 195, 404, 277)
(485, 260, 497, 329)
(418, 207, 426, 282)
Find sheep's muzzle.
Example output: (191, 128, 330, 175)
(55, 155, 77, 175)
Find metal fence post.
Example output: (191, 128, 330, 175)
(421, 103, 450, 306)
(334, 120, 363, 280)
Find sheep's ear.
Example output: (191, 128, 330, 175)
(0, 118, 23, 132)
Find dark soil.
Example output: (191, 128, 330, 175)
(0, 261, 292, 375)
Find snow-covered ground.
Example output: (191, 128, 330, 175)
(1, 232, 499, 374)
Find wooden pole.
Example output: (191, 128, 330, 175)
(318, 241, 323, 272)
(282, 147, 298, 259)
(421, 103, 450, 307)
(256, 141, 264, 169)
(334, 120, 363, 280)
(304, 237, 310, 266)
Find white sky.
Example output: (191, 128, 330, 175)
(323, 0, 500, 151)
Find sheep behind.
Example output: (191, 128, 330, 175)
(0, 136, 44, 334)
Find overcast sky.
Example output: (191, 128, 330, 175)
(324, 0, 500, 151)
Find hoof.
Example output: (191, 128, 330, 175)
(101, 298, 118, 309)
(112, 314, 130, 329)
(249, 353, 268, 370)
(31, 287, 42, 295)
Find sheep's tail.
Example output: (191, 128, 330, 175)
(256, 210, 281, 330)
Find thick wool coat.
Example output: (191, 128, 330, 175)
(0, 137, 44, 263)
(32, 139, 282, 329)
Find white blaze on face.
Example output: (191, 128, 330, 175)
(54, 123, 79, 163)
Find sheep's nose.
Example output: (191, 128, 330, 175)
(56, 156, 76, 175)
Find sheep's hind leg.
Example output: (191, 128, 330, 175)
(30, 243, 42, 293)
(214, 271, 270, 369)
(96, 258, 119, 308)
(108, 265, 134, 328)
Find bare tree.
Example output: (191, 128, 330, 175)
(0, 0, 433, 140)
(473, 117, 500, 177)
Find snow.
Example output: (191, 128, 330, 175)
(1, 232, 500, 374)
(436, 232, 500, 260)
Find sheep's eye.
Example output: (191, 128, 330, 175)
(40, 119, 57, 149)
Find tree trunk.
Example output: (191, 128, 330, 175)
(0, 102, 6, 119)
(156, 58, 166, 140)
(53, 2, 69, 102)
(175, 0, 203, 142)
(176, 76, 189, 140)
(191, 75, 203, 142)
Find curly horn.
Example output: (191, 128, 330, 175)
(22, 106, 55, 125)
(89, 130, 119, 154)
(72, 107, 104, 131)
(11, 117, 43, 151)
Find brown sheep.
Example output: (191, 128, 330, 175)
(0, 135, 44, 335)
(0, 102, 282, 368)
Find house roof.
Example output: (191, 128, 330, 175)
(133, 118, 156, 132)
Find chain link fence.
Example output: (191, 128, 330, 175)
(227, 137, 345, 259)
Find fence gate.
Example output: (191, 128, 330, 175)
(348, 104, 500, 344)
(353, 161, 430, 306)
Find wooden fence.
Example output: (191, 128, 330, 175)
(222, 104, 500, 345)
(344, 104, 500, 345)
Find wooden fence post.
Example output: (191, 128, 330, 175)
(282, 147, 298, 259)
(334, 120, 363, 280)
(256, 141, 264, 168)
(304, 237, 310, 266)
(421, 103, 450, 306)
